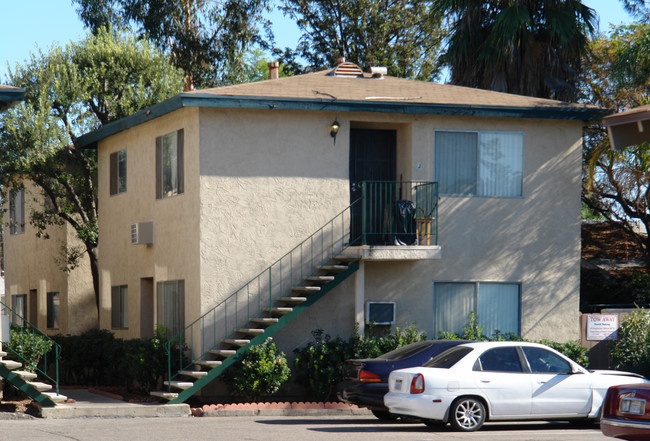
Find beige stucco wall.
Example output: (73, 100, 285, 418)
(97, 107, 201, 339)
(192, 108, 582, 345)
(96, 103, 582, 346)
(351, 114, 582, 342)
(3, 180, 96, 335)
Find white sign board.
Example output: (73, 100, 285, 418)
(587, 314, 619, 341)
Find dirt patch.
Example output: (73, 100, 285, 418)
(0, 397, 41, 417)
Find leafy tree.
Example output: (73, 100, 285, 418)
(621, 0, 650, 22)
(437, 0, 597, 101)
(280, 0, 445, 80)
(73, 0, 273, 89)
(582, 24, 650, 267)
(0, 29, 184, 315)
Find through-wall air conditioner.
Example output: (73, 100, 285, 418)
(365, 302, 396, 325)
(131, 222, 154, 245)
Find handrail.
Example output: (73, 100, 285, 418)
(166, 199, 362, 386)
(0, 300, 60, 396)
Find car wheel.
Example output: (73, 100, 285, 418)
(449, 397, 486, 432)
(371, 410, 398, 421)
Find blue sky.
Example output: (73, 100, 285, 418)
(0, 0, 634, 81)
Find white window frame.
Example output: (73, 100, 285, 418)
(433, 281, 521, 337)
(433, 130, 524, 198)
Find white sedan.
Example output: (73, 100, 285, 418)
(384, 341, 648, 432)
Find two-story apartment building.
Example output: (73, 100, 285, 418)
(73, 61, 605, 344)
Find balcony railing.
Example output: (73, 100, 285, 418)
(357, 181, 438, 246)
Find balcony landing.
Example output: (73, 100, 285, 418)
(343, 245, 441, 261)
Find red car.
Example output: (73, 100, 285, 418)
(601, 383, 650, 440)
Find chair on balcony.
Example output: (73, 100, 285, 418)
(414, 183, 436, 245)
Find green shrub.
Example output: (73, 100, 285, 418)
(540, 339, 590, 368)
(610, 308, 650, 377)
(52, 328, 184, 392)
(224, 338, 290, 401)
(293, 324, 426, 401)
(4, 327, 54, 372)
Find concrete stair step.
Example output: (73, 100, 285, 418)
(333, 255, 361, 262)
(42, 392, 67, 403)
(291, 286, 321, 294)
(179, 370, 208, 379)
(306, 275, 335, 283)
(195, 360, 222, 369)
(210, 349, 237, 358)
(223, 339, 250, 347)
(263, 307, 293, 315)
(319, 264, 348, 272)
(164, 380, 194, 390)
(249, 318, 279, 325)
(1, 360, 22, 370)
(150, 391, 179, 401)
(13, 370, 37, 380)
(238, 328, 265, 336)
(27, 381, 52, 392)
(0, 351, 6, 358)
(278, 296, 307, 303)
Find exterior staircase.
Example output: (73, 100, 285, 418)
(0, 350, 66, 406)
(0, 302, 64, 407)
(151, 181, 439, 404)
(151, 202, 362, 404)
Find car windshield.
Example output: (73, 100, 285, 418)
(423, 346, 473, 369)
(376, 341, 437, 361)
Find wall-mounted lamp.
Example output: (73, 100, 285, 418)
(330, 119, 340, 143)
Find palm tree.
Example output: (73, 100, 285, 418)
(437, 0, 597, 102)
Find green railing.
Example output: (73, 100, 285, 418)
(166, 199, 361, 387)
(359, 181, 438, 246)
(0, 300, 60, 396)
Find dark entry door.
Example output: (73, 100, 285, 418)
(350, 129, 396, 245)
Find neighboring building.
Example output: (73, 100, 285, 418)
(3, 180, 97, 335)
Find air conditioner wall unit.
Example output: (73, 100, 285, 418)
(131, 222, 154, 245)
(365, 301, 396, 325)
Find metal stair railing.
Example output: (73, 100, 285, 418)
(166, 199, 361, 388)
(0, 300, 61, 396)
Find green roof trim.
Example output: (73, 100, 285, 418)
(77, 93, 612, 149)
(0, 87, 26, 112)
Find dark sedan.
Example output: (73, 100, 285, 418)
(336, 339, 467, 420)
(601, 383, 650, 440)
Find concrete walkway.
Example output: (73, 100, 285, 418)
(39, 389, 191, 419)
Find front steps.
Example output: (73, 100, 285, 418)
(0, 351, 65, 406)
(152, 256, 360, 404)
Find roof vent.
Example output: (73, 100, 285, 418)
(370, 66, 387, 79)
(331, 62, 363, 77)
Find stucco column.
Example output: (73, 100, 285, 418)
(355, 261, 365, 336)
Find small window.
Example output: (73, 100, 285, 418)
(110, 149, 127, 195)
(11, 294, 27, 327)
(9, 187, 25, 235)
(156, 130, 184, 199)
(476, 347, 523, 372)
(522, 346, 573, 374)
(111, 285, 128, 329)
(47, 292, 60, 329)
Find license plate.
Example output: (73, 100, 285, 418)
(620, 398, 646, 415)
(395, 378, 403, 391)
